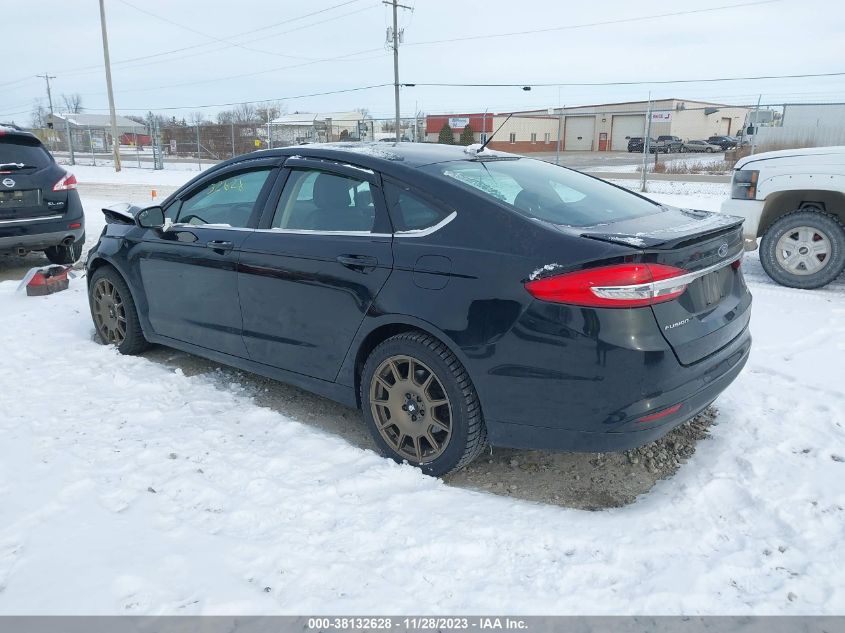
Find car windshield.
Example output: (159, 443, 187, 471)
(424, 158, 661, 227)
(0, 137, 52, 168)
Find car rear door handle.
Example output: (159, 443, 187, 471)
(206, 240, 234, 252)
(337, 254, 378, 270)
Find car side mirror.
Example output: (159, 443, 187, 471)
(136, 205, 165, 229)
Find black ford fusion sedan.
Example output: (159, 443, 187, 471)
(86, 143, 751, 476)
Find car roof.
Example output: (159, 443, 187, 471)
(220, 142, 522, 172)
(0, 125, 41, 143)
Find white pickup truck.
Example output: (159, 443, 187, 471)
(722, 146, 845, 288)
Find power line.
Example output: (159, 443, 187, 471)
(43, 0, 376, 79)
(404, 0, 780, 47)
(78, 83, 394, 113)
(406, 71, 845, 88)
(113, 0, 377, 65)
(79, 47, 388, 98)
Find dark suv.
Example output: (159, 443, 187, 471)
(0, 125, 84, 264)
(627, 137, 655, 152)
(707, 136, 737, 151)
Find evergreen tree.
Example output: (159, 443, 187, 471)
(459, 124, 475, 145)
(438, 122, 454, 144)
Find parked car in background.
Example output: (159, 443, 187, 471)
(627, 137, 654, 152)
(682, 140, 723, 153)
(87, 143, 751, 476)
(707, 136, 738, 151)
(0, 125, 84, 264)
(722, 145, 845, 288)
(655, 135, 684, 153)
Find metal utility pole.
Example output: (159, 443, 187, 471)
(65, 117, 75, 165)
(640, 92, 653, 193)
(98, 0, 121, 171)
(555, 107, 564, 165)
(36, 73, 56, 119)
(750, 94, 762, 155)
(384, 0, 412, 142)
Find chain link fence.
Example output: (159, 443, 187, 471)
(31, 116, 424, 171)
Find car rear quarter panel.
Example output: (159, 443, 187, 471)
(338, 184, 635, 417)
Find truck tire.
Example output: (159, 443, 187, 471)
(759, 209, 845, 289)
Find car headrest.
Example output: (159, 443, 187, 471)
(313, 173, 352, 209)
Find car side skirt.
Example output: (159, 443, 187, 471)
(144, 332, 359, 408)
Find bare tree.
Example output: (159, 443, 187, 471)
(188, 111, 205, 126)
(233, 102, 258, 123)
(255, 101, 287, 123)
(30, 99, 48, 129)
(61, 93, 83, 113)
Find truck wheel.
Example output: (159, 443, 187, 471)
(760, 210, 845, 289)
(45, 233, 85, 265)
(361, 331, 487, 477)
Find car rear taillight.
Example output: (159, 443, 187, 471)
(525, 263, 689, 308)
(53, 172, 77, 191)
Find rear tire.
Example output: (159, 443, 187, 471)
(759, 209, 845, 289)
(361, 331, 487, 477)
(45, 233, 85, 265)
(88, 266, 149, 355)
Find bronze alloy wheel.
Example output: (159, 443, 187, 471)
(369, 354, 453, 464)
(92, 277, 127, 345)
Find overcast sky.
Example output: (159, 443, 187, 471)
(2, 0, 844, 124)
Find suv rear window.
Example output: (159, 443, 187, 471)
(0, 136, 53, 169)
(425, 158, 660, 227)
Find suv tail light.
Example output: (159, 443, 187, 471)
(53, 172, 77, 191)
(525, 263, 689, 308)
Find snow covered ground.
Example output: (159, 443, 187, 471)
(0, 174, 843, 615)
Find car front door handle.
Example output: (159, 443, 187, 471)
(337, 254, 378, 270)
(206, 240, 234, 252)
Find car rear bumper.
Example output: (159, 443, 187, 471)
(475, 296, 752, 453)
(485, 328, 750, 452)
(0, 193, 84, 252)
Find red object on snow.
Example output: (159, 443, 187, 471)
(26, 266, 70, 296)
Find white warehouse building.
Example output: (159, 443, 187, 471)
(510, 98, 750, 152)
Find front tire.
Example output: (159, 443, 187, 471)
(361, 331, 487, 477)
(45, 233, 85, 265)
(88, 266, 149, 354)
(759, 209, 845, 289)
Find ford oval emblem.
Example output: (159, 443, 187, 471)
(1, 178, 14, 188)
(717, 243, 729, 258)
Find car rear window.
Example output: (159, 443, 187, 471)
(424, 158, 661, 227)
(0, 136, 53, 168)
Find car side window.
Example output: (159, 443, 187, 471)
(384, 182, 451, 231)
(272, 169, 375, 232)
(176, 168, 273, 228)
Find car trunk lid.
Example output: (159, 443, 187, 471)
(579, 207, 751, 365)
(0, 166, 67, 221)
